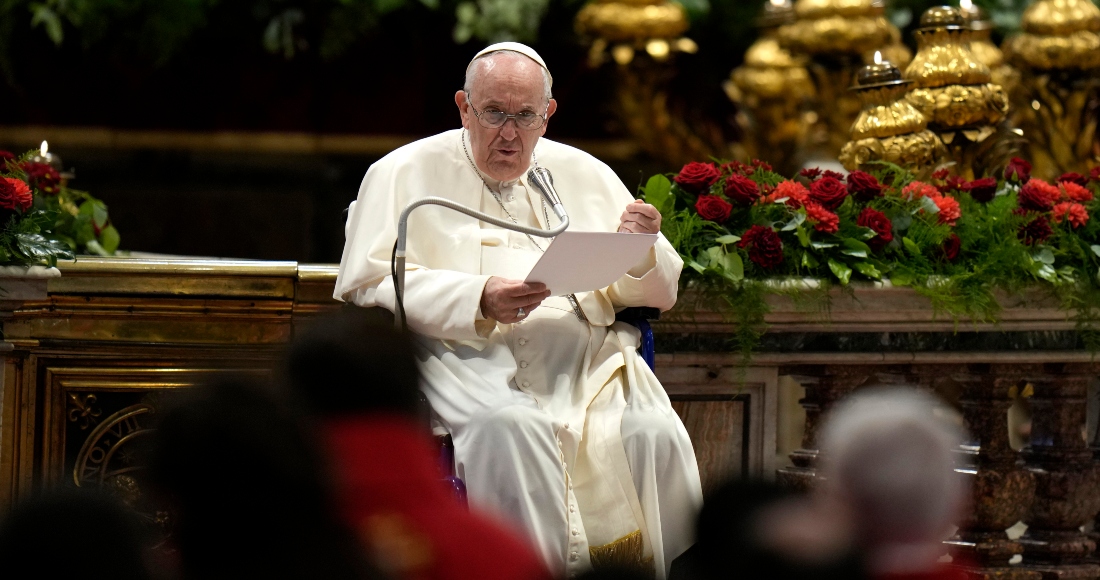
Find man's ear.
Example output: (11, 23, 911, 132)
(455, 90, 471, 130)
(540, 99, 558, 137)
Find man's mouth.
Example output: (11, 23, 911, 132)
(496, 148, 519, 157)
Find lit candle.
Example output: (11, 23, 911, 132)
(853, 50, 906, 89)
(30, 140, 63, 171)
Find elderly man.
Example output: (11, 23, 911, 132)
(334, 42, 702, 578)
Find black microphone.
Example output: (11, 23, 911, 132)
(527, 167, 567, 222)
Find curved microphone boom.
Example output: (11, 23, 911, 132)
(392, 168, 569, 330)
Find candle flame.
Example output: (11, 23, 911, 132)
(960, 0, 972, 10)
(873, 51, 882, 65)
(40, 141, 48, 156)
(769, 0, 786, 6)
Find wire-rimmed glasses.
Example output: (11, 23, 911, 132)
(465, 93, 548, 130)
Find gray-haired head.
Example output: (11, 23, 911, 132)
(818, 387, 966, 562)
(464, 45, 553, 101)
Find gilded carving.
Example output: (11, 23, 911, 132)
(66, 392, 102, 430)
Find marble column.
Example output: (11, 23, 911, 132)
(946, 365, 1039, 580)
(1019, 365, 1100, 579)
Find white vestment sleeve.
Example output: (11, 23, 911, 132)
(605, 234, 683, 312)
(345, 269, 494, 341)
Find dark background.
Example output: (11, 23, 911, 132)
(0, 0, 1029, 262)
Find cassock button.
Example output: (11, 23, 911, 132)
(569, 505, 576, 513)
(507, 195, 516, 202)
(522, 380, 530, 388)
(519, 361, 529, 368)
(570, 552, 579, 562)
(563, 422, 570, 429)
(518, 338, 527, 346)
(571, 528, 579, 537)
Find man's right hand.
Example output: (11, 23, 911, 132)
(480, 277, 551, 324)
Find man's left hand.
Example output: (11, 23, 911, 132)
(618, 200, 661, 234)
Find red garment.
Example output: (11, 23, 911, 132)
(323, 416, 551, 580)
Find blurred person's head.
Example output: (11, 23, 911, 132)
(283, 307, 420, 420)
(819, 387, 967, 575)
(681, 479, 865, 580)
(0, 488, 151, 579)
(145, 379, 374, 579)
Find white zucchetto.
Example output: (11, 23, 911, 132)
(468, 42, 553, 87)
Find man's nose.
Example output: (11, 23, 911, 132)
(499, 118, 519, 140)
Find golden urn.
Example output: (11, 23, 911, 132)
(958, 0, 1019, 95)
(777, 0, 893, 56)
(839, 53, 944, 173)
(904, 6, 1010, 131)
(1003, 0, 1100, 71)
(575, 0, 697, 67)
(726, 0, 815, 173)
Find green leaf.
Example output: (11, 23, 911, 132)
(811, 241, 837, 250)
(714, 234, 741, 245)
(795, 224, 811, 248)
(1035, 248, 1055, 265)
(891, 271, 914, 286)
(720, 252, 744, 281)
(853, 261, 882, 279)
(902, 237, 921, 256)
(688, 261, 706, 273)
(1036, 263, 1057, 282)
(30, 4, 64, 46)
(1091, 244, 1100, 259)
(827, 258, 853, 285)
(919, 195, 940, 214)
(841, 238, 871, 259)
(643, 174, 674, 215)
(801, 252, 819, 268)
(705, 246, 723, 265)
(91, 201, 109, 230)
(856, 226, 877, 241)
(98, 225, 120, 254)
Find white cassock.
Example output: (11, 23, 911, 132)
(334, 129, 703, 578)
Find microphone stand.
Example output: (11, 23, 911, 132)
(393, 170, 569, 330)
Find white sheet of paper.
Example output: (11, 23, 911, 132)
(524, 231, 658, 296)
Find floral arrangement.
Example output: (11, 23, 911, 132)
(0, 150, 120, 266)
(645, 157, 1100, 355)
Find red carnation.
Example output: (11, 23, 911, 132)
(1005, 157, 1032, 182)
(0, 177, 33, 212)
(1019, 180, 1057, 212)
(932, 168, 951, 181)
(857, 208, 893, 252)
(822, 170, 845, 181)
(20, 162, 62, 195)
(674, 162, 721, 193)
(720, 160, 749, 176)
(695, 195, 732, 222)
(941, 233, 962, 261)
(1062, 181, 1094, 203)
(809, 176, 848, 210)
(724, 174, 761, 205)
(1018, 213, 1053, 245)
(805, 202, 839, 233)
(943, 175, 968, 193)
(846, 171, 883, 202)
(968, 177, 998, 202)
(799, 167, 822, 181)
(932, 194, 961, 226)
(739, 225, 784, 269)
(762, 180, 810, 208)
(1091, 166, 1100, 182)
(1059, 172, 1089, 187)
(1051, 202, 1089, 228)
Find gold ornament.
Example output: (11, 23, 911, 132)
(902, 6, 1014, 178)
(726, 0, 815, 173)
(958, 0, 1020, 95)
(777, 0, 892, 56)
(576, 0, 731, 167)
(840, 54, 944, 173)
(1003, 0, 1100, 180)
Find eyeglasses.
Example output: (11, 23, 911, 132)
(465, 93, 548, 130)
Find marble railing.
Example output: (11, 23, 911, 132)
(0, 258, 1095, 579)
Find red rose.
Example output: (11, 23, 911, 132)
(799, 167, 822, 181)
(967, 177, 998, 202)
(932, 168, 950, 181)
(1058, 172, 1089, 187)
(738, 225, 784, 269)
(20, 162, 62, 195)
(1018, 180, 1056, 212)
(846, 171, 883, 202)
(941, 233, 961, 261)
(1005, 157, 1032, 182)
(724, 174, 760, 205)
(1091, 166, 1100, 182)
(0, 151, 15, 167)
(805, 202, 839, 233)
(0, 177, 33, 212)
(857, 208, 893, 251)
(1018, 213, 1052, 245)
(720, 160, 749, 176)
(809, 176, 848, 210)
(674, 162, 721, 193)
(694, 195, 732, 222)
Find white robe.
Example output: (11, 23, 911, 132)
(334, 129, 703, 578)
